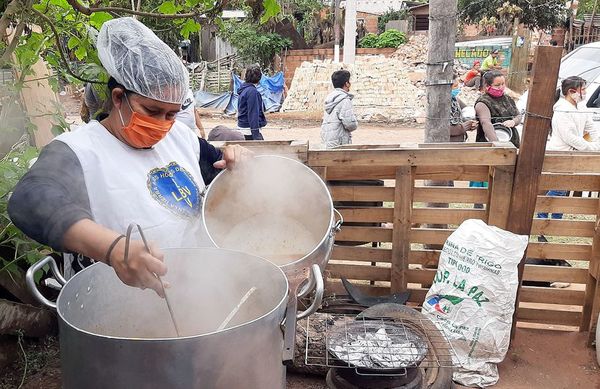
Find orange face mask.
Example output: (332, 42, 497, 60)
(118, 95, 174, 148)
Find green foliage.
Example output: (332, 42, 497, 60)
(458, 0, 567, 30)
(0, 141, 50, 276)
(260, 0, 281, 23)
(377, 9, 407, 33)
(358, 33, 378, 48)
(220, 20, 292, 69)
(358, 29, 406, 48)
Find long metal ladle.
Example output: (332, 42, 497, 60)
(124, 223, 181, 337)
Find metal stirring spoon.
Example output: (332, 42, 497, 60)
(125, 223, 181, 337)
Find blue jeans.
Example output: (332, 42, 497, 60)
(537, 190, 569, 219)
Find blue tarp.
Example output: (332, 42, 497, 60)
(193, 72, 285, 115)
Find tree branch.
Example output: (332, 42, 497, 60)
(0, 0, 24, 46)
(64, 0, 200, 19)
(0, 21, 25, 66)
(31, 8, 103, 84)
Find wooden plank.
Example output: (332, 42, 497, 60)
(324, 281, 429, 304)
(311, 166, 327, 181)
(391, 166, 414, 293)
(412, 208, 486, 225)
(331, 246, 392, 263)
(326, 263, 391, 281)
(408, 250, 441, 266)
(325, 280, 391, 297)
(538, 174, 600, 191)
(324, 165, 491, 181)
(530, 219, 595, 238)
(487, 166, 515, 229)
(338, 207, 393, 223)
(583, 199, 600, 334)
(527, 242, 591, 261)
(522, 265, 588, 283)
(417, 142, 494, 148)
(325, 166, 398, 180)
(519, 286, 586, 306)
(329, 186, 395, 202)
(535, 196, 598, 214)
(335, 226, 393, 242)
(543, 153, 600, 174)
(507, 46, 564, 340)
(406, 268, 436, 284)
(414, 166, 490, 181)
(308, 148, 517, 167)
(517, 307, 582, 327)
(413, 187, 488, 203)
(410, 228, 454, 245)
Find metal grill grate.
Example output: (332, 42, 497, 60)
(301, 313, 461, 371)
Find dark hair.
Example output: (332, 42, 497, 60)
(560, 76, 586, 96)
(549, 39, 558, 46)
(331, 70, 351, 88)
(245, 65, 262, 84)
(482, 70, 504, 87)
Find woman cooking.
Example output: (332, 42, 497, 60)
(8, 18, 247, 297)
(475, 70, 522, 148)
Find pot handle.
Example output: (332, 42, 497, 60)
(331, 208, 343, 237)
(296, 264, 324, 320)
(25, 256, 66, 310)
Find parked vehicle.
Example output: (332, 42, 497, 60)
(516, 42, 600, 136)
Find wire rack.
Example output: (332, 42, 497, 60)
(301, 313, 461, 372)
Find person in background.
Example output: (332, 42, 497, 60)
(237, 65, 266, 140)
(481, 49, 503, 72)
(321, 70, 358, 149)
(537, 76, 600, 225)
(207, 125, 245, 141)
(475, 70, 521, 147)
(8, 18, 247, 297)
(81, 83, 102, 123)
(462, 60, 481, 88)
(177, 89, 206, 138)
(450, 74, 478, 141)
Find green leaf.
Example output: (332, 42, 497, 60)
(67, 36, 79, 50)
(89, 12, 113, 29)
(50, 124, 65, 136)
(260, 0, 281, 23)
(49, 0, 69, 9)
(74, 45, 87, 60)
(180, 19, 200, 39)
(158, 1, 178, 15)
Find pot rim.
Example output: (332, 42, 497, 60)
(201, 155, 335, 269)
(56, 247, 290, 342)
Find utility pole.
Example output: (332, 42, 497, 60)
(343, 0, 357, 64)
(334, 0, 341, 63)
(424, 0, 457, 143)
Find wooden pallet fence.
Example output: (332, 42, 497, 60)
(308, 143, 518, 306)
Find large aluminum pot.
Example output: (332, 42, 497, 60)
(26, 248, 295, 389)
(202, 155, 342, 294)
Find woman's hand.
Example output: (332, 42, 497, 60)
(502, 119, 516, 128)
(110, 239, 167, 297)
(466, 120, 478, 131)
(213, 144, 252, 170)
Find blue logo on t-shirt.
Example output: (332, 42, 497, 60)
(147, 162, 200, 218)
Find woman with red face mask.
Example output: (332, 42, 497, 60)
(474, 70, 522, 148)
(8, 18, 248, 297)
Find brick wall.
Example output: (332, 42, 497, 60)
(357, 11, 379, 34)
(282, 48, 397, 87)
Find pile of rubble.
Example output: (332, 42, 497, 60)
(282, 55, 424, 122)
(282, 35, 521, 123)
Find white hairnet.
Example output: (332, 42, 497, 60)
(97, 17, 188, 104)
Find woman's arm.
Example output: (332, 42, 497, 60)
(552, 112, 600, 151)
(475, 102, 498, 141)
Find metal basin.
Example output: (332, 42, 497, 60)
(26, 248, 290, 389)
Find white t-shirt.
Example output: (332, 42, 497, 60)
(176, 89, 197, 131)
(56, 120, 210, 248)
(547, 98, 600, 151)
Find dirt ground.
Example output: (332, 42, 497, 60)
(2, 328, 597, 389)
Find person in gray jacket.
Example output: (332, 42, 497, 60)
(321, 70, 358, 148)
